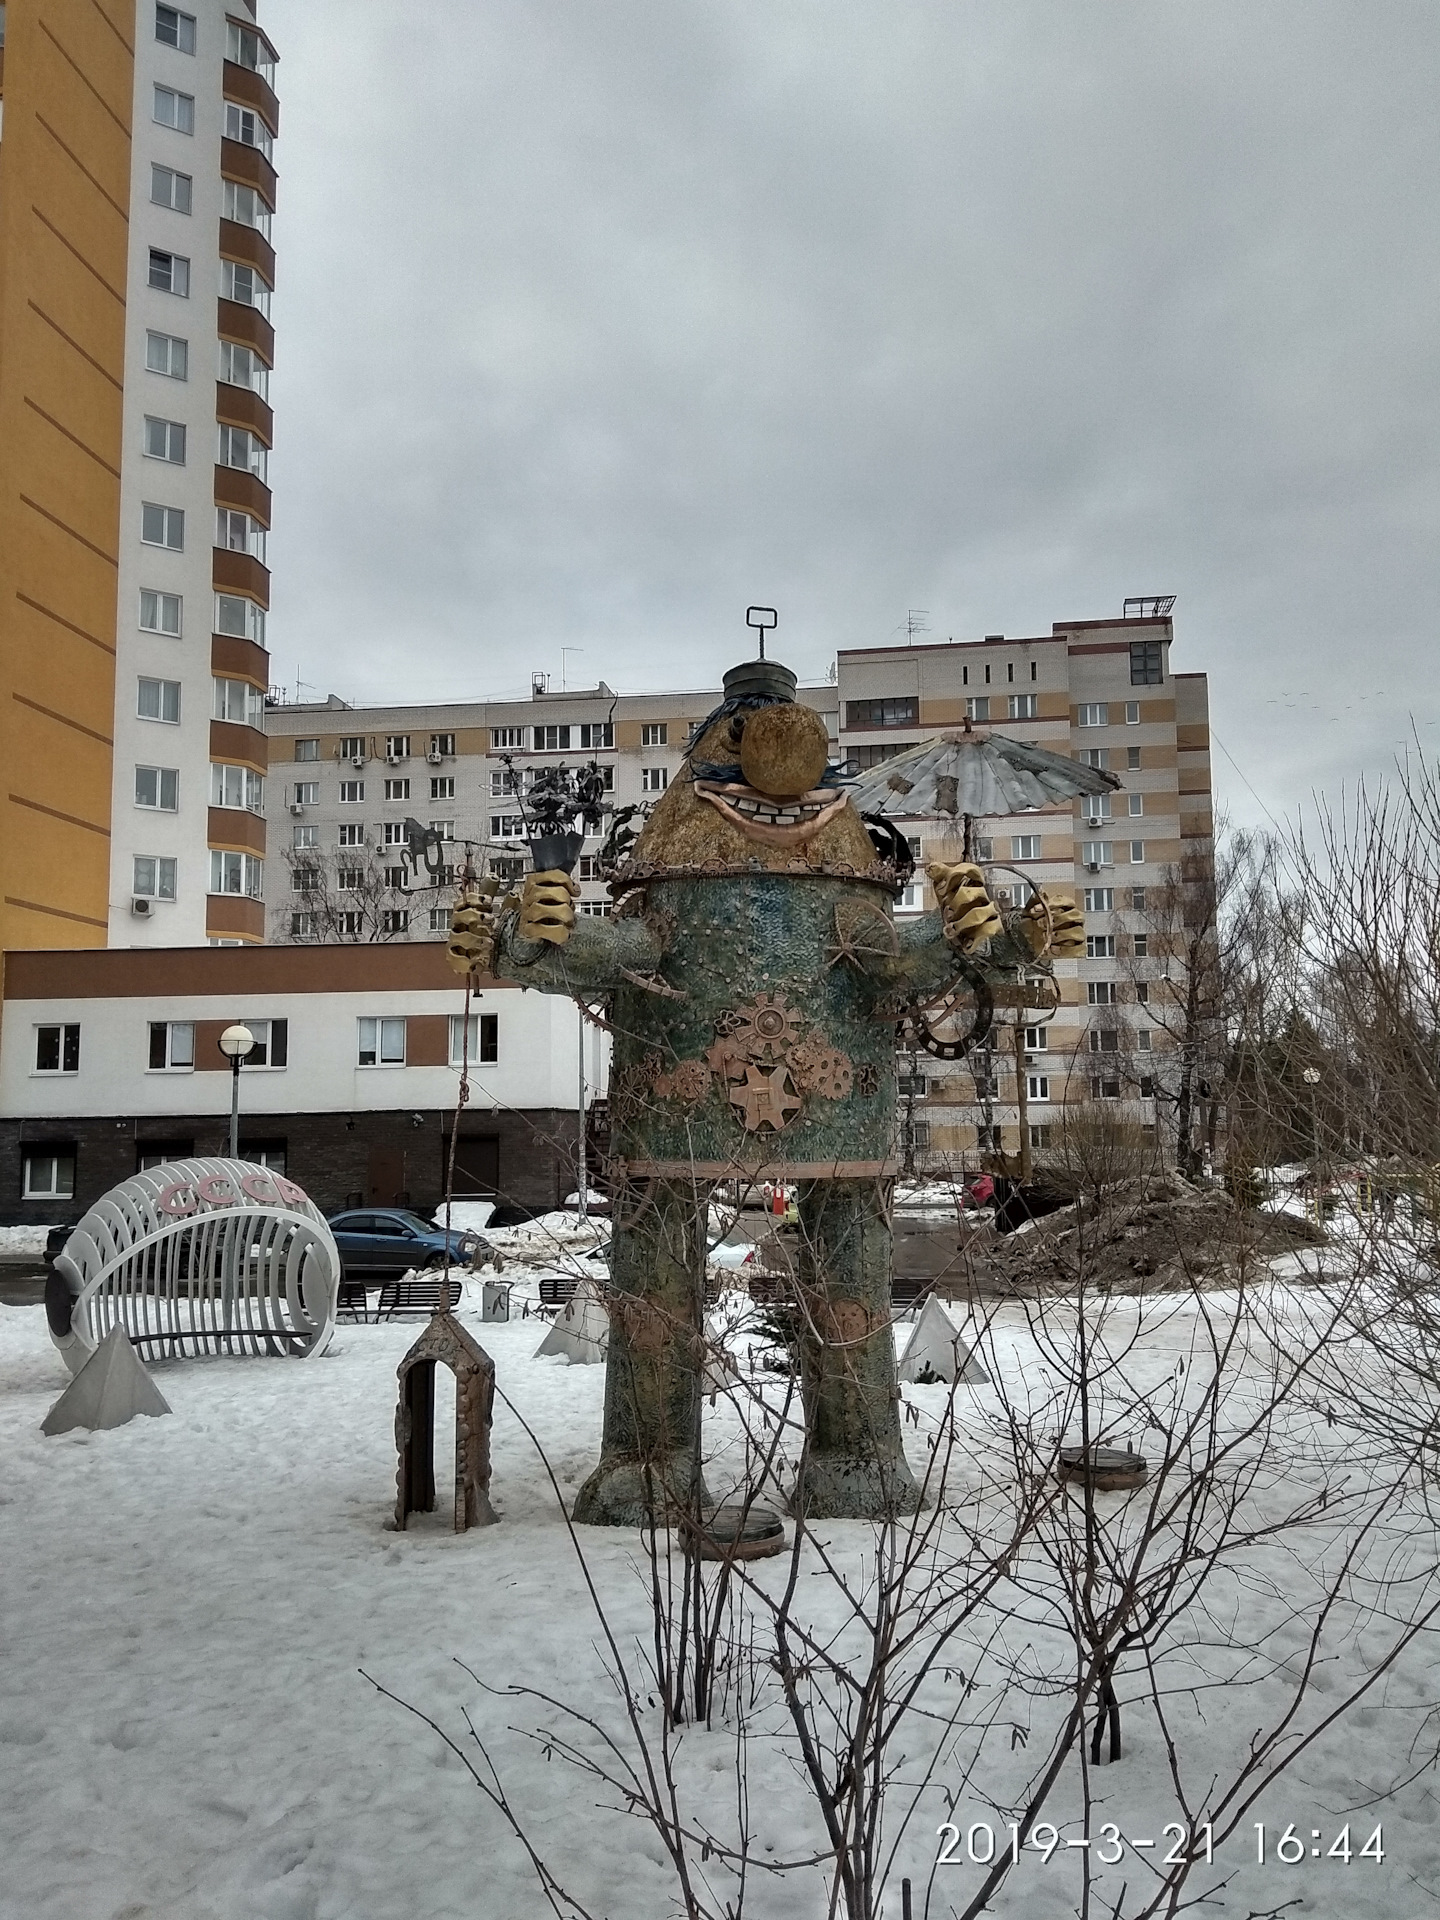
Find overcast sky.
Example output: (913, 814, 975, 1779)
(261, 1, 1438, 826)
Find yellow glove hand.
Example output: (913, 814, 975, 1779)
(1020, 890, 1084, 959)
(928, 861, 1002, 954)
(518, 868, 581, 946)
(446, 877, 501, 978)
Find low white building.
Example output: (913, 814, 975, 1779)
(0, 944, 606, 1225)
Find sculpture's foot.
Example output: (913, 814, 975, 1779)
(789, 1450, 923, 1520)
(571, 1453, 713, 1528)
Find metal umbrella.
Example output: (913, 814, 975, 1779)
(847, 721, 1120, 840)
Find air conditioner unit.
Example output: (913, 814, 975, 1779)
(289, 803, 306, 816)
(130, 896, 152, 917)
(386, 752, 401, 765)
(427, 750, 443, 765)
(350, 754, 365, 769)
(1085, 862, 1101, 873)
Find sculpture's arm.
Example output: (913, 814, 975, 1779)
(855, 863, 1084, 1003)
(494, 910, 660, 996)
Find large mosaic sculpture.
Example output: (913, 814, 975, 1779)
(456, 658, 1085, 1523)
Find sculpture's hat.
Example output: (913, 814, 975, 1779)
(722, 658, 797, 704)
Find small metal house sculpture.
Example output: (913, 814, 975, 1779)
(394, 1311, 499, 1532)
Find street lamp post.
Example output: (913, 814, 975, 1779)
(1302, 1066, 1322, 1221)
(219, 1023, 256, 1159)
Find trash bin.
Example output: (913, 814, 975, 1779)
(482, 1281, 513, 1323)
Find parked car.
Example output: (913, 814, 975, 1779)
(325, 1208, 479, 1277)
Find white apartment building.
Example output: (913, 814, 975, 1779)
(837, 603, 1213, 1167)
(108, 1, 277, 946)
(261, 678, 842, 941)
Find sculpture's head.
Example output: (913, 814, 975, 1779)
(626, 658, 881, 875)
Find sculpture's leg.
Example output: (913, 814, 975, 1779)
(572, 1177, 714, 1526)
(791, 1178, 921, 1518)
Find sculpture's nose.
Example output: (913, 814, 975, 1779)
(740, 703, 831, 798)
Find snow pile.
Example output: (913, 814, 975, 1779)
(0, 1224, 56, 1257)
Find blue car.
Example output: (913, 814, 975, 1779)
(326, 1208, 478, 1278)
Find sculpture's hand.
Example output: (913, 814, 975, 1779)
(446, 876, 506, 978)
(1019, 889, 1084, 960)
(928, 861, 1002, 955)
(518, 869, 581, 946)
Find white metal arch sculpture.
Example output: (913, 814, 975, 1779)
(48, 1159, 340, 1375)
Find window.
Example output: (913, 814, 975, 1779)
(1125, 701, 1141, 724)
(383, 822, 409, 846)
(1081, 747, 1109, 770)
(1136, 981, 1150, 1004)
(641, 723, 668, 746)
(1133, 934, 1148, 958)
(381, 909, 410, 934)
(135, 765, 179, 810)
(383, 865, 408, 889)
(292, 781, 319, 806)
(1091, 1077, 1121, 1101)
(141, 502, 184, 550)
(1008, 694, 1038, 720)
(535, 724, 571, 751)
(152, 84, 195, 133)
(213, 677, 264, 726)
(132, 855, 177, 900)
(1023, 1026, 1048, 1052)
(1088, 981, 1116, 1005)
(1127, 745, 1142, 770)
(977, 1125, 1003, 1151)
(292, 825, 317, 850)
(450, 1014, 499, 1066)
(1083, 796, 1113, 823)
(155, 5, 196, 52)
(237, 1019, 287, 1068)
(1027, 1076, 1050, 1101)
(148, 1020, 194, 1070)
(579, 901, 613, 917)
(219, 259, 272, 314)
(1011, 834, 1041, 861)
(1081, 841, 1114, 868)
(431, 776, 455, 801)
(490, 814, 526, 839)
(965, 697, 990, 722)
(975, 837, 994, 861)
(1128, 793, 1144, 817)
(339, 781, 365, 804)
(337, 822, 364, 846)
(1137, 1029, 1152, 1051)
(1129, 841, 1146, 864)
(144, 416, 186, 463)
(223, 101, 273, 159)
(973, 1076, 999, 1101)
(339, 736, 367, 760)
(579, 722, 613, 750)
(642, 766, 668, 793)
(1077, 703, 1108, 727)
(145, 330, 188, 378)
(147, 249, 189, 297)
(1086, 934, 1116, 959)
(849, 743, 907, 769)
(226, 19, 277, 81)
(35, 1025, 80, 1074)
(137, 677, 181, 723)
(216, 425, 267, 481)
(1130, 640, 1163, 686)
(984, 665, 992, 684)
(210, 764, 264, 811)
(1029, 1125, 1052, 1150)
(221, 180, 273, 239)
(1089, 1028, 1120, 1051)
(150, 163, 192, 214)
(218, 341, 270, 399)
(23, 1152, 75, 1199)
(429, 732, 456, 758)
(846, 697, 918, 729)
(900, 1121, 931, 1150)
(291, 865, 321, 891)
(1083, 887, 1113, 912)
(384, 779, 410, 802)
(336, 869, 364, 891)
(896, 1074, 928, 1097)
(290, 912, 317, 937)
(358, 1017, 406, 1067)
(577, 856, 602, 881)
(209, 850, 263, 897)
(337, 912, 363, 937)
(429, 821, 454, 840)
(293, 739, 319, 762)
(1130, 887, 1147, 911)
(428, 908, 448, 933)
(490, 728, 527, 751)
(1139, 1076, 1156, 1099)
(382, 735, 410, 761)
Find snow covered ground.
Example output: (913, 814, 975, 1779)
(2, 1271, 1439, 1920)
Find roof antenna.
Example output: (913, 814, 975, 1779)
(746, 605, 777, 661)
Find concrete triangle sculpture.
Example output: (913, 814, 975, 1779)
(897, 1295, 989, 1387)
(41, 1325, 172, 1435)
(533, 1279, 609, 1364)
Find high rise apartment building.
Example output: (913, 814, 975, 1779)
(836, 605, 1213, 1167)
(261, 681, 842, 943)
(0, 0, 277, 951)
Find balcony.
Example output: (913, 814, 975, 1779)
(207, 806, 267, 856)
(216, 297, 275, 367)
(211, 634, 270, 684)
(212, 546, 270, 606)
(220, 137, 278, 208)
(213, 463, 271, 525)
(218, 218, 276, 288)
(222, 59, 280, 136)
